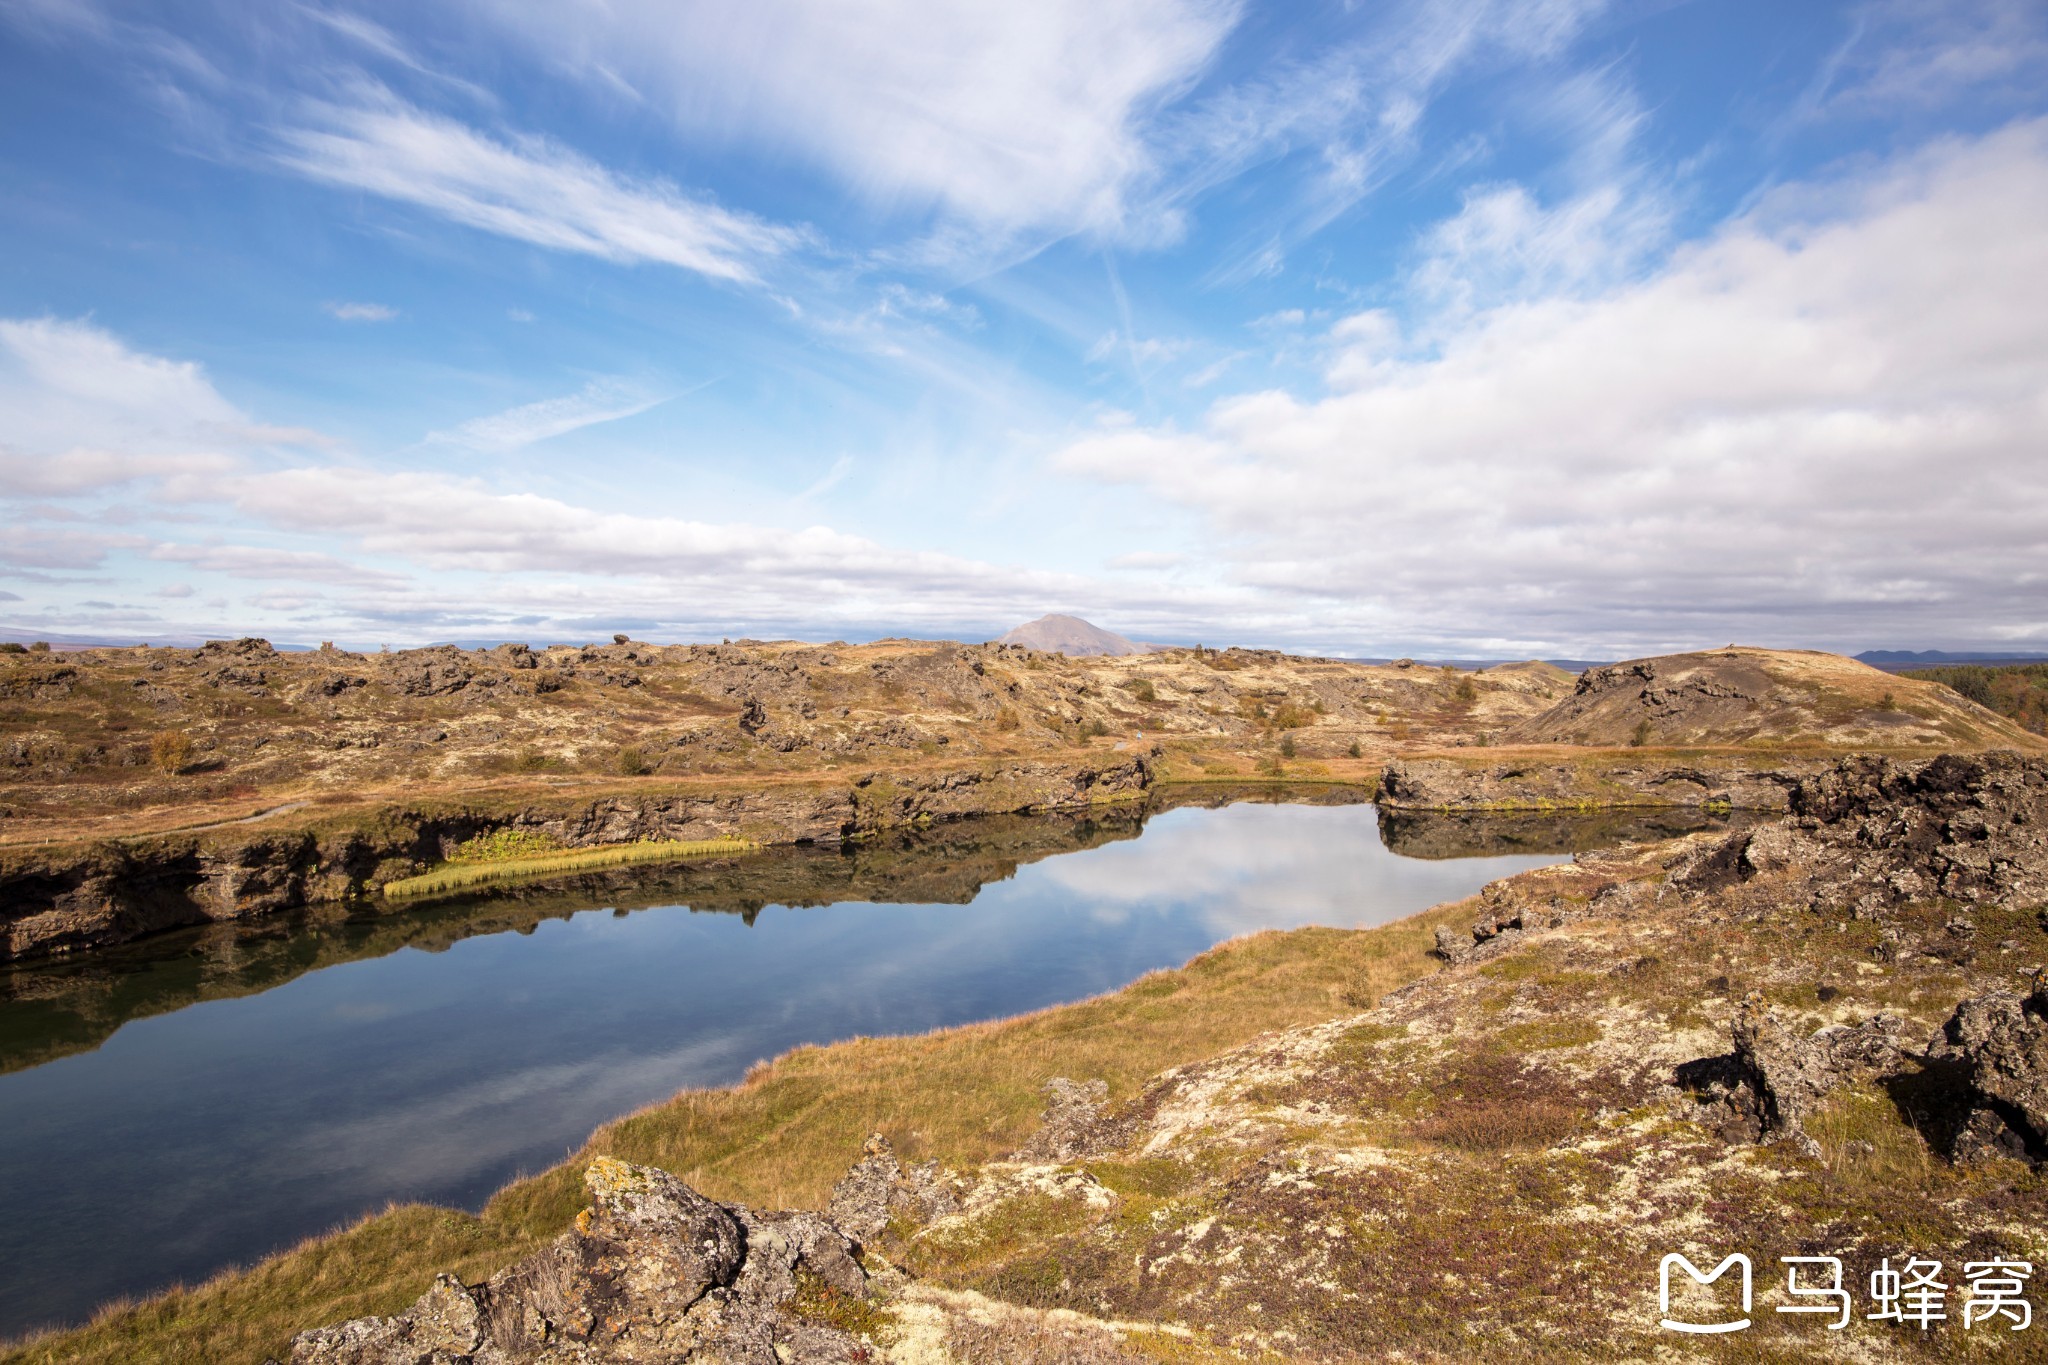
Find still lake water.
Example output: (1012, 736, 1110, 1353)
(0, 795, 1734, 1336)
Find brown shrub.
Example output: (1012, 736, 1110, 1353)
(148, 729, 193, 776)
(1415, 1100, 1585, 1151)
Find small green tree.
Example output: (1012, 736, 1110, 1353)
(1347, 739, 1362, 759)
(616, 745, 649, 776)
(1279, 733, 1296, 759)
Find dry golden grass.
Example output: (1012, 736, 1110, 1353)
(2, 899, 1472, 1365)
(379, 837, 760, 899)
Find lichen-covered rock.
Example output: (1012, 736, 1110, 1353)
(1666, 752, 2048, 937)
(1430, 925, 1473, 965)
(1727, 997, 1903, 1145)
(1791, 751, 2048, 910)
(288, 1157, 873, 1364)
(1929, 980, 2048, 1163)
(1014, 1077, 1124, 1162)
(827, 1133, 958, 1241)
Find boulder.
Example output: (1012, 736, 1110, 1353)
(1014, 1077, 1124, 1162)
(1731, 998, 1902, 1145)
(827, 1132, 957, 1241)
(1929, 980, 2048, 1163)
(1677, 998, 1904, 1149)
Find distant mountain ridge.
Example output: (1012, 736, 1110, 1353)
(1857, 649, 2048, 671)
(993, 614, 1150, 657)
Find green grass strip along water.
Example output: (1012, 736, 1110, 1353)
(381, 838, 762, 900)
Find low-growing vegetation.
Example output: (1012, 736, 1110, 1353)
(382, 837, 761, 899)
(448, 827, 563, 862)
(147, 729, 192, 776)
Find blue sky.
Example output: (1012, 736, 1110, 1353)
(1, 0, 2043, 656)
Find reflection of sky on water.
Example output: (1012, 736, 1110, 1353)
(0, 802, 1557, 1337)
(1031, 802, 1549, 936)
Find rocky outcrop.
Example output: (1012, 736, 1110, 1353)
(828, 1134, 959, 1242)
(0, 756, 1152, 962)
(1429, 862, 1663, 965)
(286, 1158, 875, 1364)
(1377, 755, 1815, 812)
(1929, 980, 2048, 1163)
(1718, 1000, 1903, 1147)
(1013, 1077, 1127, 1163)
(1673, 750, 2048, 916)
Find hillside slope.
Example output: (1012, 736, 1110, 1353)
(1503, 645, 2039, 749)
(0, 639, 1562, 842)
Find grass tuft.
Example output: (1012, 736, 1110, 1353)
(383, 838, 760, 899)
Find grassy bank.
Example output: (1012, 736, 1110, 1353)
(1, 897, 1475, 1365)
(380, 837, 761, 900)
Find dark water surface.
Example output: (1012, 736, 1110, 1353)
(0, 796, 1737, 1336)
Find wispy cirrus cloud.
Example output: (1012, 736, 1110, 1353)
(431, 378, 674, 453)
(274, 93, 805, 284)
(1808, 0, 2048, 115)
(462, 0, 1242, 243)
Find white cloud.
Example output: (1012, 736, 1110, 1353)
(0, 445, 235, 495)
(225, 464, 1071, 597)
(0, 315, 1225, 642)
(325, 301, 399, 322)
(1052, 121, 2048, 652)
(149, 542, 410, 588)
(1410, 181, 1666, 314)
(872, 285, 982, 330)
(461, 0, 1241, 239)
(0, 317, 271, 494)
(275, 94, 803, 283)
(0, 528, 140, 569)
(798, 454, 855, 501)
(433, 378, 670, 453)
(0, 315, 241, 434)
(153, 582, 195, 598)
